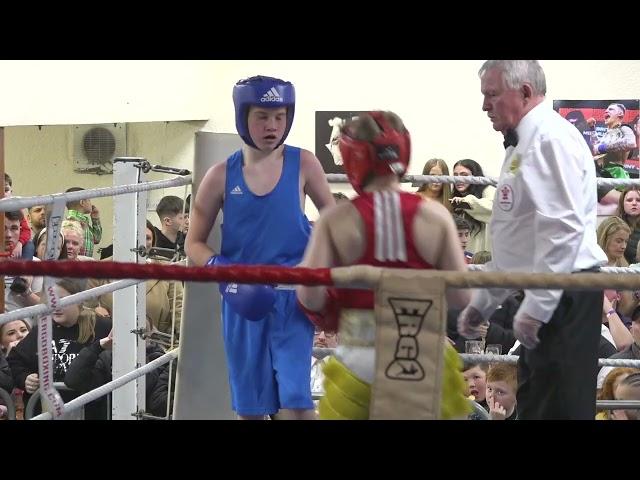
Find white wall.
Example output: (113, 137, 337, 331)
(0, 61, 214, 126)
(126, 121, 203, 216)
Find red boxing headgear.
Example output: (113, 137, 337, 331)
(338, 111, 410, 194)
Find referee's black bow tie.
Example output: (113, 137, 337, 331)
(503, 129, 518, 149)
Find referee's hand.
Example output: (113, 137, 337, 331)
(457, 306, 487, 339)
(514, 313, 543, 350)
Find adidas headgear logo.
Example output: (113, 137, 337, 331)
(261, 87, 284, 103)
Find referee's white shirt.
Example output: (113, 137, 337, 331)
(470, 101, 608, 324)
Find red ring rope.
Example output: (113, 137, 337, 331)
(0, 260, 333, 286)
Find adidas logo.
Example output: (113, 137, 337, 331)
(260, 87, 283, 103)
(230, 185, 243, 195)
(225, 284, 238, 294)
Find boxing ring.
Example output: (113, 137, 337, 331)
(2, 258, 640, 419)
(1, 134, 640, 420)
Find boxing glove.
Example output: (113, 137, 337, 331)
(206, 254, 276, 321)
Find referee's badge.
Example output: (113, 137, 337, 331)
(498, 184, 514, 211)
(509, 154, 521, 174)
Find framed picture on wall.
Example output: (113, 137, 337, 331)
(553, 99, 640, 178)
(315, 111, 366, 174)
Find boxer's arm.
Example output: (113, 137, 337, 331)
(300, 149, 336, 212)
(296, 212, 337, 312)
(415, 201, 472, 310)
(185, 162, 226, 266)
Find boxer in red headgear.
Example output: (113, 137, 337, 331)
(296, 111, 472, 419)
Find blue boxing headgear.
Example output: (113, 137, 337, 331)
(233, 75, 295, 149)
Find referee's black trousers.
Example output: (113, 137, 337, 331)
(517, 288, 603, 420)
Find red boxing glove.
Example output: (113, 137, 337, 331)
(298, 288, 341, 332)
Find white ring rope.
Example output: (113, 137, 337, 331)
(459, 353, 640, 368)
(0, 172, 633, 214)
(588, 178, 640, 188)
(589, 266, 640, 274)
(325, 174, 498, 185)
(467, 264, 640, 274)
(596, 400, 640, 410)
(460, 353, 640, 368)
(312, 348, 640, 368)
(2, 173, 633, 214)
(0, 175, 192, 212)
(30, 348, 179, 420)
(325, 173, 640, 188)
(0, 279, 143, 327)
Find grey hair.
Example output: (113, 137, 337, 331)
(478, 60, 547, 96)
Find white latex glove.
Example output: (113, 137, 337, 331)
(457, 305, 487, 339)
(514, 312, 543, 350)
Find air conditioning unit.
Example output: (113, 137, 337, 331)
(73, 123, 126, 175)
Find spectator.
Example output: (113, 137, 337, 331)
(486, 363, 518, 420)
(451, 159, 495, 253)
(7, 278, 111, 419)
(596, 367, 639, 420)
(154, 195, 188, 258)
(453, 214, 474, 262)
(65, 187, 102, 258)
(598, 306, 640, 390)
(61, 220, 94, 261)
(615, 187, 640, 265)
(463, 362, 489, 412)
(310, 327, 338, 399)
(34, 228, 68, 260)
(611, 372, 640, 420)
(64, 320, 173, 419)
(596, 217, 637, 326)
(28, 205, 48, 249)
(416, 158, 453, 212)
(3, 211, 43, 314)
(4, 173, 33, 260)
(0, 319, 30, 419)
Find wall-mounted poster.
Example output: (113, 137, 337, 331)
(315, 111, 366, 173)
(553, 99, 639, 178)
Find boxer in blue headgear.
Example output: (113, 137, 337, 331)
(232, 75, 296, 149)
(185, 74, 335, 419)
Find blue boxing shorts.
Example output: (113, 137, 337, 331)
(221, 289, 315, 416)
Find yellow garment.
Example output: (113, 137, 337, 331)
(319, 343, 471, 420)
